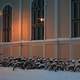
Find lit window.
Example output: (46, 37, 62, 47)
(31, 0, 44, 40)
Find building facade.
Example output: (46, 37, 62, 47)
(0, 0, 80, 59)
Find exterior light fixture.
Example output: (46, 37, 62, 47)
(40, 18, 44, 22)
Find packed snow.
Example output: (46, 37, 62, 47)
(0, 67, 80, 80)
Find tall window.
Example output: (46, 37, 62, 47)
(3, 5, 12, 42)
(71, 0, 80, 37)
(31, 0, 44, 40)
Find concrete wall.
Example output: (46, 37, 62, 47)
(58, 0, 70, 38)
(22, 0, 31, 41)
(45, 0, 56, 39)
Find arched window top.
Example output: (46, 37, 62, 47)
(3, 5, 12, 14)
(3, 4, 13, 9)
(3, 5, 12, 9)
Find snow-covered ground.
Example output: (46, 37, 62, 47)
(0, 67, 80, 80)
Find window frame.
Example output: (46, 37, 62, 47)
(31, 0, 44, 40)
(2, 5, 12, 42)
(71, 0, 80, 38)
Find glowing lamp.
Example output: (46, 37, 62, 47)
(40, 18, 44, 22)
